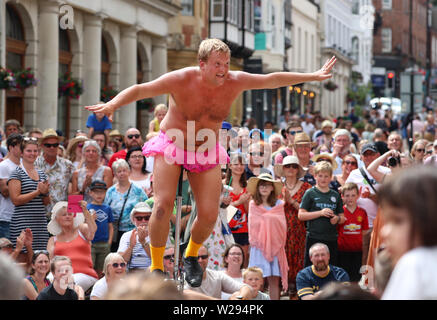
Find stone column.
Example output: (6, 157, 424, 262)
(151, 37, 168, 105)
(82, 14, 102, 108)
(36, 0, 60, 130)
(118, 26, 137, 132)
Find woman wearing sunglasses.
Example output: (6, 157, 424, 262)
(90, 252, 127, 300)
(410, 139, 428, 164)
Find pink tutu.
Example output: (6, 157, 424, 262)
(142, 131, 230, 173)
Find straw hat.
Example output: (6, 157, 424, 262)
(247, 173, 283, 197)
(311, 153, 338, 171)
(293, 132, 317, 148)
(38, 128, 65, 144)
(47, 201, 84, 236)
(109, 129, 124, 140)
(274, 155, 305, 178)
(66, 135, 89, 156)
(130, 202, 152, 224)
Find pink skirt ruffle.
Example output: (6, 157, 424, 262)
(142, 131, 230, 173)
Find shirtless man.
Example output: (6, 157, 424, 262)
(86, 38, 336, 287)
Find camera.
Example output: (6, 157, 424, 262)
(388, 156, 401, 167)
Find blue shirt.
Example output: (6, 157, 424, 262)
(86, 113, 112, 131)
(104, 184, 148, 232)
(87, 203, 113, 243)
(296, 265, 350, 299)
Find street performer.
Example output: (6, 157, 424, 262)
(86, 38, 336, 287)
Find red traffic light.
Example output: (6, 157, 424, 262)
(387, 72, 395, 79)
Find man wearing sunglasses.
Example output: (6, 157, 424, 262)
(108, 127, 149, 173)
(35, 129, 74, 217)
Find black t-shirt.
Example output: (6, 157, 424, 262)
(36, 284, 78, 300)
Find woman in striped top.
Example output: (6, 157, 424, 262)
(8, 137, 50, 257)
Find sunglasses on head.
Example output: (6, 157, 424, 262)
(44, 143, 59, 148)
(127, 134, 140, 139)
(23, 137, 38, 142)
(135, 215, 150, 222)
(288, 130, 303, 135)
(112, 262, 126, 268)
(198, 254, 209, 260)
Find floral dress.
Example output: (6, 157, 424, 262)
(283, 182, 312, 290)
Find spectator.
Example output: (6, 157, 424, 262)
(91, 131, 113, 166)
(0, 251, 25, 300)
(71, 140, 113, 204)
(108, 128, 146, 173)
(0, 133, 23, 239)
(86, 108, 112, 140)
(65, 135, 88, 169)
(268, 133, 284, 162)
(337, 182, 369, 282)
(87, 180, 114, 279)
(126, 146, 152, 198)
(247, 173, 289, 300)
(108, 129, 124, 153)
(36, 256, 80, 300)
(35, 129, 75, 216)
(8, 137, 50, 256)
(244, 142, 272, 180)
(2, 229, 34, 271)
(23, 250, 51, 300)
(147, 104, 168, 141)
(314, 120, 334, 151)
(410, 139, 427, 164)
(274, 155, 311, 298)
(163, 245, 175, 279)
(117, 202, 152, 272)
(221, 244, 245, 299)
(223, 154, 250, 263)
(90, 252, 127, 300)
(301, 114, 315, 138)
(327, 153, 357, 192)
(346, 143, 390, 268)
(2, 119, 21, 149)
(105, 159, 148, 251)
(275, 121, 303, 165)
(296, 243, 350, 300)
(299, 161, 345, 267)
(379, 166, 437, 299)
(292, 132, 316, 186)
(387, 131, 403, 152)
(242, 267, 270, 300)
(184, 245, 254, 300)
(373, 128, 389, 155)
(46, 201, 98, 292)
(331, 129, 357, 175)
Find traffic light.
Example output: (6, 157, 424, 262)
(387, 71, 395, 89)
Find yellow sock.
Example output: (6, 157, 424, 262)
(149, 245, 165, 272)
(184, 238, 202, 258)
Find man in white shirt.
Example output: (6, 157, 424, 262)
(0, 134, 22, 239)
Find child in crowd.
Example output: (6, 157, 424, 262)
(299, 161, 345, 267)
(379, 166, 437, 299)
(86, 107, 112, 139)
(247, 173, 288, 300)
(337, 182, 369, 282)
(87, 180, 113, 278)
(242, 267, 270, 300)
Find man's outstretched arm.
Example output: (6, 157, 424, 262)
(237, 56, 337, 91)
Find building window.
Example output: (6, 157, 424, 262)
(351, 36, 359, 62)
(58, 28, 73, 138)
(244, 0, 254, 31)
(382, 0, 392, 10)
(254, 0, 261, 33)
(181, 0, 194, 16)
(227, 0, 240, 25)
(101, 36, 110, 89)
(211, 0, 224, 20)
(381, 28, 392, 53)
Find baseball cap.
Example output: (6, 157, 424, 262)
(89, 180, 107, 190)
(360, 143, 378, 154)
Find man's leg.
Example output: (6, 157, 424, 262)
(183, 165, 222, 286)
(148, 155, 181, 272)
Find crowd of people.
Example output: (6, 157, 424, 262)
(1, 98, 437, 301)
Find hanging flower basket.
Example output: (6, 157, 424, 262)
(14, 68, 38, 90)
(0, 67, 16, 90)
(324, 80, 338, 91)
(137, 98, 154, 111)
(59, 72, 83, 99)
(100, 86, 119, 103)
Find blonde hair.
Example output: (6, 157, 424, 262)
(197, 38, 230, 62)
(103, 253, 125, 275)
(314, 161, 333, 176)
(154, 104, 168, 116)
(243, 266, 264, 280)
